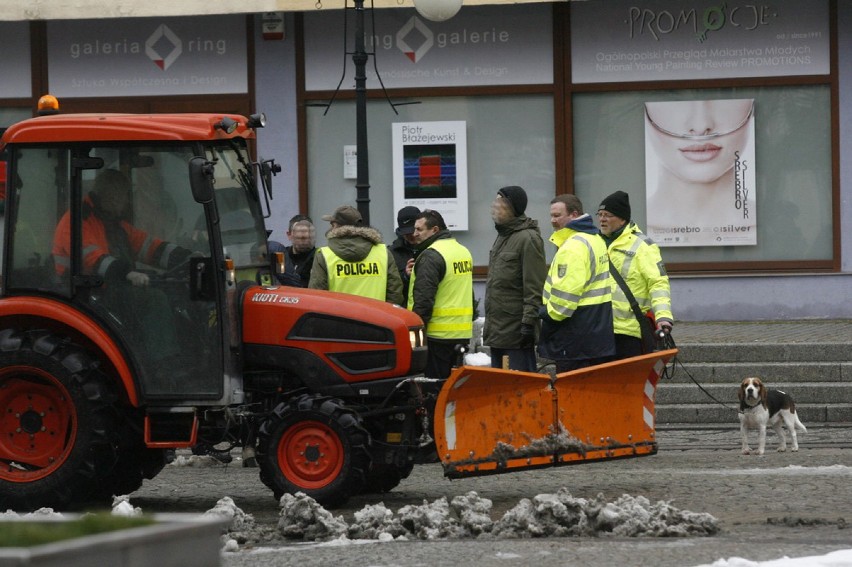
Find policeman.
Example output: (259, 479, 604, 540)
(538, 194, 615, 373)
(308, 205, 403, 304)
(407, 209, 474, 379)
(597, 190, 673, 359)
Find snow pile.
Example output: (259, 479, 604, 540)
(464, 351, 492, 366)
(277, 488, 719, 542)
(0, 508, 65, 521)
(169, 454, 230, 467)
(278, 492, 349, 541)
(203, 495, 279, 551)
(111, 495, 142, 517)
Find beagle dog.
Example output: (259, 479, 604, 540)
(738, 377, 807, 455)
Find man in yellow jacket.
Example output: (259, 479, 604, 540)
(598, 190, 673, 359)
(538, 195, 615, 373)
(309, 205, 403, 305)
(407, 209, 473, 379)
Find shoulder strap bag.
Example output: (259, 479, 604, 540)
(608, 261, 657, 353)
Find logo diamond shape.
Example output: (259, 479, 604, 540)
(396, 16, 433, 63)
(146, 24, 183, 70)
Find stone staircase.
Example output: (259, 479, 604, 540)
(656, 341, 852, 425)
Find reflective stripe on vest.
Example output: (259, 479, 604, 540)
(542, 232, 611, 321)
(409, 238, 473, 339)
(321, 243, 388, 301)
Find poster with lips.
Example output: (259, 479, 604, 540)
(644, 98, 756, 247)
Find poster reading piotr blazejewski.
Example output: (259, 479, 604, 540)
(645, 98, 756, 247)
(392, 121, 468, 231)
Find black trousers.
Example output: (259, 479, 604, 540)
(614, 333, 643, 360)
(425, 337, 470, 379)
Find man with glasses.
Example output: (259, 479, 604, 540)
(597, 191, 673, 359)
(309, 205, 403, 304)
(407, 209, 474, 379)
(538, 195, 615, 373)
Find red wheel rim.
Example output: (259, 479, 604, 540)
(0, 367, 77, 482)
(277, 420, 344, 490)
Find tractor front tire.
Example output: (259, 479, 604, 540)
(0, 329, 120, 511)
(257, 394, 371, 508)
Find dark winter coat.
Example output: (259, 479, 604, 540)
(389, 235, 417, 300)
(483, 215, 547, 349)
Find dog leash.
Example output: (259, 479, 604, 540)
(658, 333, 741, 413)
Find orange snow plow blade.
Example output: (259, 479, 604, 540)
(434, 349, 677, 478)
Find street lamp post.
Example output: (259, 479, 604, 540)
(347, 0, 461, 226)
(353, 0, 371, 226)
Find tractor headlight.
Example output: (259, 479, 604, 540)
(409, 327, 425, 349)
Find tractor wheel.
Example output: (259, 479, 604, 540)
(257, 394, 371, 507)
(0, 329, 120, 511)
(361, 461, 414, 494)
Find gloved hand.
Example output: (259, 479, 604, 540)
(519, 323, 535, 349)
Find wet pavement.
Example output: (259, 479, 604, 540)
(128, 319, 852, 566)
(130, 424, 852, 567)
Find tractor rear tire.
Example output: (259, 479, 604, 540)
(0, 329, 120, 511)
(257, 394, 371, 508)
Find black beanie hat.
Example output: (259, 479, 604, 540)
(598, 190, 631, 221)
(497, 185, 528, 216)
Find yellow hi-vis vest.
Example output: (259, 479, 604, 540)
(321, 243, 388, 301)
(542, 228, 611, 321)
(408, 238, 473, 339)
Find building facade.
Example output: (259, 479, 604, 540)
(1, 0, 850, 321)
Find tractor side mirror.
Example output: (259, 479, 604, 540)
(189, 156, 215, 204)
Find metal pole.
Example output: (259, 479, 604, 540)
(353, 0, 370, 226)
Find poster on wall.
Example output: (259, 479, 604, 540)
(645, 98, 756, 247)
(392, 121, 468, 231)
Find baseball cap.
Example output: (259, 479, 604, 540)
(396, 206, 420, 236)
(321, 205, 363, 226)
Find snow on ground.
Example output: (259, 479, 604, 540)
(691, 549, 852, 567)
(4, 496, 848, 567)
(275, 488, 719, 543)
(680, 465, 852, 477)
(0, 508, 65, 520)
(169, 454, 231, 467)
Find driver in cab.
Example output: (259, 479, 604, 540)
(53, 168, 191, 285)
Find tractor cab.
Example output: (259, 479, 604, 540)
(0, 114, 273, 405)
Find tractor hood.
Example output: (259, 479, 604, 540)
(241, 285, 426, 382)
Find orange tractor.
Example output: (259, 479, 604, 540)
(0, 111, 676, 512)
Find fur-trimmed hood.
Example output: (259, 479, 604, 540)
(325, 225, 385, 262)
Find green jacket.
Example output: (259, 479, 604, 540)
(483, 215, 547, 349)
(309, 225, 404, 305)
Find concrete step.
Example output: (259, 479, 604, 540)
(662, 361, 852, 383)
(656, 402, 852, 424)
(675, 342, 850, 363)
(656, 382, 851, 405)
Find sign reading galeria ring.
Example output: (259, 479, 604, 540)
(46, 15, 248, 97)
